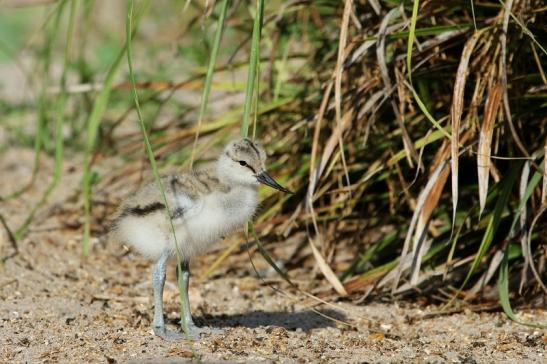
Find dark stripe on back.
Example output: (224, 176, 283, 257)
(123, 202, 165, 217)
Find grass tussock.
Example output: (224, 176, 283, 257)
(0, 0, 545, 325)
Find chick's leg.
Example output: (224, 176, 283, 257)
(178, 261, 223, 339)
(152, 251, 184, 341)
(180, 260, 194, 328)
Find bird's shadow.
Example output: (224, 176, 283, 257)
(188, 309, 346, 332)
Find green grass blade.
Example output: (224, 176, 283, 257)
(407, 82, 452, 139)
(251, 56, 260, 139)
(499, 247, 546, 329)
(445, 180, 505, 271)
(15, 0, 78, 240)
(340, 229, 399, 281)
(81, 1, 148, 256)
(250, 224, 296, 288)
(507, 163, 543, 236)
(406, 0, 420, 81)
(499, 0, 547, 56)
(241, 0, 264, 138)
(25, 1, 67, 198)
(191, 0, 230, 164)
(126, 0, 198, 343)
(387, 24, 473, 40)
(470, 1, 477, 31)
(461, 162, 520, 288)
(404, 1, 453, 143)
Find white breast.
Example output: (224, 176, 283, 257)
(170, 186, 258, 258)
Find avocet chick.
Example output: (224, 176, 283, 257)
(111, 138, 291, 341)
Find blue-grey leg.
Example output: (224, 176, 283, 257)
(152, 251, 185, 341)
(180, 261, 194, 327)
(178, 261, 223, 339)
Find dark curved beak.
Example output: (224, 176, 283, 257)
(256, 171, 293, 194)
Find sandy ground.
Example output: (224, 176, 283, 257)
(0, 148, 546, 363)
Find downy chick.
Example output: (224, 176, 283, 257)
(111, 138, 291, 340)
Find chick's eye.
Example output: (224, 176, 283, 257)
(239, 160, 247, 166)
